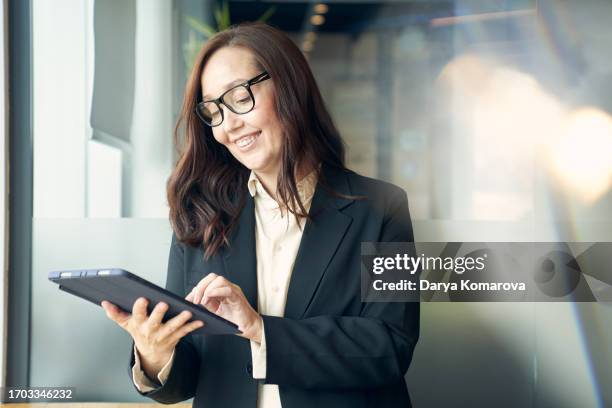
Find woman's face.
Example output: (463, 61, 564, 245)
(201, 46, 284, 178)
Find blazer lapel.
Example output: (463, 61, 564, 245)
(222, 193, 258, 309)
(284, 164, 354, 319)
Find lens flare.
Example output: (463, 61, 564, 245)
(549, 108, 612, 204)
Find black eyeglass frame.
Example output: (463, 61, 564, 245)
(196, 71, 271, 127)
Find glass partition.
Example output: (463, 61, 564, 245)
(30, 0, 612, 404)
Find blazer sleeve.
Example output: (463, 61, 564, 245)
(262, 188, 420, 390)
(127, 232, 201, 403)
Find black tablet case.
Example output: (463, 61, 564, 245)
(49, 268, 239, 335)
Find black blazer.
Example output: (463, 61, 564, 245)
(129, 164, 420, 408)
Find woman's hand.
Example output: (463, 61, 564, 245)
(101, 298, 204, 378)
(186, 273, 263, 343)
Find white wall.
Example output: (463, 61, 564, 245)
(129, 0, 174, 217)
(32, 0, 87, 218)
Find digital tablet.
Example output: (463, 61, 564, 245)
(48, 268, 240, 335)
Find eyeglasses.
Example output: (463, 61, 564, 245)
(196, 71, 271, 127)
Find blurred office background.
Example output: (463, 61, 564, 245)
(3, 0, 612, 406)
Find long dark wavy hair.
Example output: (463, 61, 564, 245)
(168, 22, 348, 259)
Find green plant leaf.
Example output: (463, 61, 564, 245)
(185, 15, 216, 37)
(214, 5, 223, 29)
(258, 6, 276, 23)
(183, 31, 201, 77)
(220, 0, 231, 30)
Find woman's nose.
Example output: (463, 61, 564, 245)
(221, 105, 244, 133)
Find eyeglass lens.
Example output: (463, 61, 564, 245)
(198, 86, 254, 126)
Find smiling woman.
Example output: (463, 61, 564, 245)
(101, 22, 419, 408)
(201, 47, 285, 192)
(167, 22, 348, 260)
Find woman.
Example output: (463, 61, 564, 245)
(102, 22, 419, 408)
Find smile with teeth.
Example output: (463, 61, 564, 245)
(235, 131, 261, 149)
